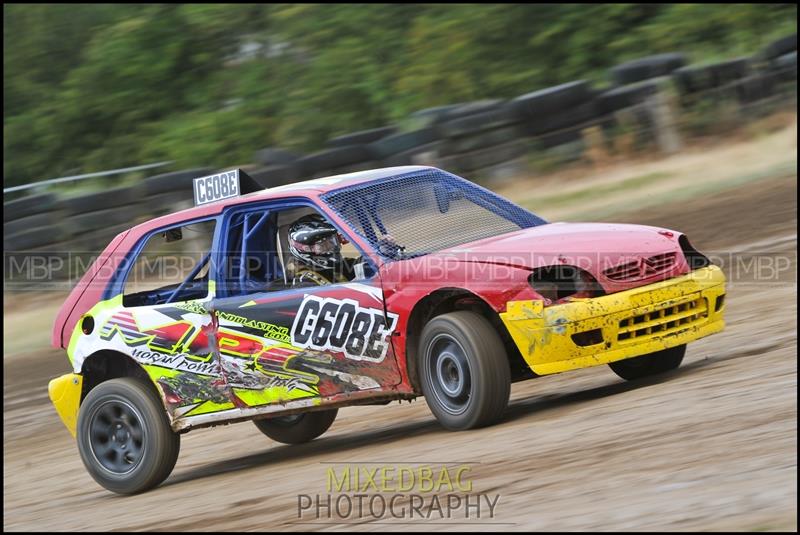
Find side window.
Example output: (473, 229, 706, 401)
(222, 206, 375, 297)
(123, 220, 216, 307)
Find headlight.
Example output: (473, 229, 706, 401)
(529, 265, 604, 302)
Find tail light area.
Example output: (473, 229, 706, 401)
(529, 265, 605, 304)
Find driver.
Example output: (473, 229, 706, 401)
(286, 214, 354, 286)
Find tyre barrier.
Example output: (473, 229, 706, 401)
(511, 80, 591, 119)
(772, 51, 797, 82)
(522, 100, 599, 137)
(610, 53, 687, 86)
(438, 104, 520, 139)
(762, 33, 797, 61)
(440, 125, 523, 155)
(56, 185, 145, 215)
(296, 145, 373, 177)
(734, 72, 778, 104)
(249, 164, 301, 189)
(3, 193, 56, 222)
(142, 168, 214, 197)
(326, 126, 396, 149)
(367, 128, 439, 160)
(5, 41, 796, 268)
(438, 139, 528, 173)
(3, 211, 57, 237)
(382, 143, 442, 167)
(311, 160, 383, 179)
(253, 147, 301, 166)
(596, 81, 659, 114)
(67, 206, 142, 234)
(4, 224, 69, 251)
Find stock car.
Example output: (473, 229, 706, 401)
(49, 166, 726, 494)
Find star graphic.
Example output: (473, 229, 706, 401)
(244, 360, 258, 372)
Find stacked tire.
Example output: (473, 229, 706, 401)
(3, 193, 70, 285)
(512, 81, 600, 164)
(433, 101, 527, 180)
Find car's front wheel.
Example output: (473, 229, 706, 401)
(418, 311, 511, 430)
(608, 344, 686, 380)
(253, 409, 338, 444)
(76, 378, 180, 495)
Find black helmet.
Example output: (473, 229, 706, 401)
(288, 214, 342, 271)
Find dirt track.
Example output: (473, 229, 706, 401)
(3, 175, 797, 531)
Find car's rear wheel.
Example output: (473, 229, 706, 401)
(253, 409, 338, 444)
(76, 378, 180, 495)
(608, 344, 686, 381)
(418, 311, 511, 430)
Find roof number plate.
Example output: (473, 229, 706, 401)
(193, 170, 241, 206)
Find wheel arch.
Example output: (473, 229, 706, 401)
(404, 288, 532, 392)
(79, 350, 167, 412)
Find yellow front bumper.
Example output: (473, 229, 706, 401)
(48, 373, 83, 438)
(500, 266, 726, 375)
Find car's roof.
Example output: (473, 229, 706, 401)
(129, 165, 434, 236)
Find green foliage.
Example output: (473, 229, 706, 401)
(3, 3, 797, 186)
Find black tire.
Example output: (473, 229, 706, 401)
(596, 81, 659, 114)
(368, 128, 439, 159)
(608, 344, 686, 381)
(772, 51, 797, 82)
(249, 164, 301, 188)
(3, 193, 56, 222)
(672, 65, 716, 95)
(4, 225, 68, 251)
(444, 139, 528, 173)
(763, 33, 797, 61)
(709, 57, 750, 87)
(440, 126, 521, 155)
(381, 142, 441, 167)
(139, 191, 195, 217)
(3, 212, 56, 237)
(610, 53, 687, 86)
(253, 147, 300, 166)
(734, 73, 777, 104)
(327, 126, 396, 148)
(438, 104, 518, 139)
(447, 100, 504, 120)
(315, 160, 382, 178)
(510, 80, 591, 119)
(408, 104, 465, 127)
(58, 186, 144, 215)
(418, 311, 511, 430)
(522, 100, 599, 137)
(76, 378, 180, 494)
(67, 206, 140, 234)
(142, 168, 213, 196)
(533, 126, 584, 150)
(297, 145, 372, 177)
(73, 222, 135, 254)
(253, 409, 338, 444)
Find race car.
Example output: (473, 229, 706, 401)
(49, 166, 726, 494)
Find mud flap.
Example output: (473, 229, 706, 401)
(48, 373, 83, 438)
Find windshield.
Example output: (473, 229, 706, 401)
(321, 168, 546, 259)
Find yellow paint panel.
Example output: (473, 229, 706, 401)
(233, 386, 317, 407)
(501, 266, 727, 375)
(183, 400, 236, 417)
(48, 373, 83, 438)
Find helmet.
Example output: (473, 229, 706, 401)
(287, 214, 342, 271)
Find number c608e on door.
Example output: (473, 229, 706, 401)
(290, 295, 398, 362)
